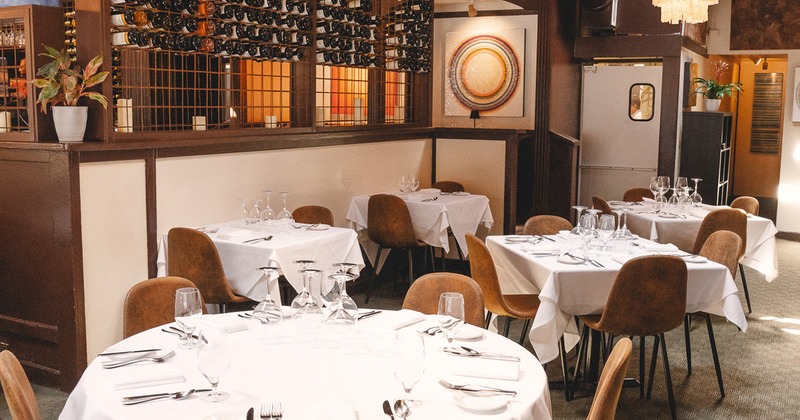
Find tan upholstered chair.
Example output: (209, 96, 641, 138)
(730, 195, 759, 216)
(691, 208, 751, 313)
(587, 338, 633, 420)
(591, 195, 615, 215)
(402, 272, 485, 328)
(432, 181, 465, 193)
(523, 215, 572, 235)
(167, 227, 252, 313)
(571, 255, 687, 420)
(0, 350, 41, 420)
(292, 205, 334, 226)
(684, 230, 742, 398)
(123, 276, 207, 338)
(365, 194, 429, 303)
(623, 187, 655, 202)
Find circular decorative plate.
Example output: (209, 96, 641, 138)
(448, 35, 520, 112)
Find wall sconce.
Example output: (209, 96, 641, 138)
(468, 0, 478, 17)
(762, 58, 769, 70)
(469, 109, 480, 128)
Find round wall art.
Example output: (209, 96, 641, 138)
(448, 35, 520, 112)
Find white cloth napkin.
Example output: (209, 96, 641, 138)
(521, 244, 560, 254)
(420, 188, 441, 194)
(642, 243, 680, 252)
(611, 253, 634, 265)
(202, 318, 248, 334)
(441, 352, 520, 381)
(370, 309, 425, 329)
(215, 227, 252, 240)
(642, 197, 657, 204)
(111, 365, 185, 391)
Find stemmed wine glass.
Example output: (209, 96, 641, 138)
(399, 174, 410, 193)
(276, 192, 293, 225)
(332, 262, 359, 318)
(596, 214, 616, 251)
(569, 205, 587, 236)
(290, 268, 323, 320)
(392, 332, 425, 416)
(409, 175, 420, 192)
(657, 176, 671, 205)
(197, 329, 230, 402)
(260, 190, 275, 224)
(174, 288, 203, 349)
(612, 208, 634, 242)
(649, 176, 659, 202)
(690, 178, 703, 206)
(248, 199, 262, 225)
(324, 272, 356, 325)
(238, 199, 250, 225)
(437, 292, 465, 343)
(579, 212, 598, 253)
(252, 266, 283, 322)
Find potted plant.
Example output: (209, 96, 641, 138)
(692, 61, 742, 112)
(32, 45, 108, 142)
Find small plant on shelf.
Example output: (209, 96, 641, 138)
(32, 45, 108, 113)
(692, 60, 743, 100)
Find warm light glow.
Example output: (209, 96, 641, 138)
(652, 0, 718, 24)
(760, 316, 800, 325)
(778, 183, 800, 203)
(782, 329, 800, 335)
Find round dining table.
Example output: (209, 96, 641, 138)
(60, 310, 552, 420)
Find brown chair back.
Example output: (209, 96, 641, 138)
(523, 215, 572, 235)
(432, 181, 465, 193)
(594, 256, 687, 337)
(402, 272, 485, 328)
(698, 230, 742, 278)
(730, 196, 760, 216)
(465, 233, 513, 317)
(167, 227, 248, 306)
(623, 188, 655, 202)
(367, 194, 419, 248)
(123, 276, 207, 338)
(292, 205, 334, 225)
(587, 338, 633, 420)
(0, 350, 41, 420)
(592, 196, 614, 215)
(691, 208, 747, 258)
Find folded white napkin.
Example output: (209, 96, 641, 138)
(642, 197, 657, 204)
(420, 188, 441, 194)
(521, 244, 560, 254)
(202, 318, 248, 334)
(216, 227, 252, 240)
(611, 253, 634, 265)
(441, 352, 520, 381)
(371, 309, 425, 330)
(642, 243, 679, 252)
(111, 365, 185, 391)
(688, 208, 710, 218)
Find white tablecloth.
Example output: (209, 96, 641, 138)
(156, 221, 364, 303)
(622, 204, 779, 281)
(346, 191, 494, 257)
(60, 311, 552, 420)
(486, 235, 748, 364)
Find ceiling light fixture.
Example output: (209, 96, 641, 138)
(652, 0, 718, 24)
(468, 0, 478, 17)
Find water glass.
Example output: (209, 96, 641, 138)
(437, 292, 464, 343)
(174, 288, 203, 349)
(197, 329, 230, 402)
(393, 332, 425, 408)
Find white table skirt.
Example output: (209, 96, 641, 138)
(623, 204, 779, 281)
(157, 221, 364, 304)
(486, 235, 748, 364)
(60, 312, 552, 420)
(346, 191, 494, 258)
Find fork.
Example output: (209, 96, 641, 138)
(102, 351, 176, 369)
(261, 402, 283, 419)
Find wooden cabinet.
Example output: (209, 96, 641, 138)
(680, 111, 733, 205)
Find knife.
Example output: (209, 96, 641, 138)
(98, 348, 161, 357)
(357, 310, 381, 320)
(243, 236, 273, 243)
(246, 407, 254, 420)
(382, 399, 395, 419)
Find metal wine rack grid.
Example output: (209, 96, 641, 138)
(0, 17, 28, 134)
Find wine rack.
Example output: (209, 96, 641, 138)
(383, 0, 430, 73)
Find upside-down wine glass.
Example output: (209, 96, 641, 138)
(437, 292, 464, 343)
(596, 214, 616, 251)
(612, 208, 633, 240)
(690, 178, 703, 206)
(579, 212, 597, 253)
(333, 262, 359, 318)
(252, 266, 283, 322)
(291, 268, 323, 320)
(174, 287, 203, 349)
(569, 205, 587, 236)
(393, 332, 425, 417)
(197, 329, 230, 402)
(239, 199, 250, 225)
(324, 272, 356, 325)
(248, 199, 262, 225)
(261, 190, 275, 224)
(276, 192, 293, 225)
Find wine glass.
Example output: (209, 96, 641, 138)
(276, 192, 293, 224)
(333, 262, 359, 318)
(238, 199, 250, 225)
(260, 190, 275, 224)
(197, 329, 230, 402)
(569, 205, 587, 236)
(690, 178, 703, 206)
(437, 292, 464, 343)
(409, 175, 420, 192)
(252, 266, 283, 322)
(248, 199, 261, 225)
(596, 214, 616, 251)
(579, 212, 597, 252)
(649, 176, 659, 201)
(174, 288, 203, 349)
(324, 273, 356, 325)
(392, 332, 425, 415)
(290, 268, 323, 320)
(657, 176, 670, 204)
(399, 174, 410, 193)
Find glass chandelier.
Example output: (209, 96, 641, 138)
(652, 0, 718, 24)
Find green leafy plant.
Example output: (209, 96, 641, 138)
(32, 45, 109, 114)
(692, 60, 743, 100)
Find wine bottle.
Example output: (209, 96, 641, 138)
(197, 19, 216, 35)
(181, 0, 199, 14)
(182, 15, 199, 33)
(198, 0, 217, 18)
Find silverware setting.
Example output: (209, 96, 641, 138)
(101, 351, 177, 369)
(565, 252, 604, 268)
(438, 379, 517, 396)
(238, 312, 273, 324)
(382, 399, 395, 419)
(442, 346, 521, 362)
(260, 402, 283, 419)
(162, 325, 199, 339)
(357, 310, 381, 320)
(98, 348, 160, 357)
(419, 326, 441, 336)
(421, 196, 438, 202)
(243, 236, 273, 243)
(120, 388, 211, 405)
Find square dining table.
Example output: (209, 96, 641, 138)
(157, 220, 364, 304)
(485, 235, 748, 365)
(618, 201, 779, 281)
(346, 189, 494, 261)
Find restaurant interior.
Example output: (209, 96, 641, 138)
(1, 0, 799, 418)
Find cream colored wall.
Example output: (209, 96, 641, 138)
(80, 160, 150, 361)
(435, 138, 505, 235)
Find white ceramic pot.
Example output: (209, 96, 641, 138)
(704, 98, 721, 112)
(52, 106, 88, 143)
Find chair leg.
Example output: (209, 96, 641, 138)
(485, 311, 493, 329)
(364, 246, 384, 304)
(518, 318, 531, 346)
(428, 246, 436, 273)
(739, 263, 752, 313)
(705, 313, 725, 398)
(559, 337, 571, 401)
(647, 334, 659, 400)
(639, 336, 645, 399)
(406, 249, 414, 288)
(684, 314, 692, 375)
(569, 324, 590, 400)
(660, 333, 678, 420)
(502, 317, 512, 337)
(219, 303, 227, 314)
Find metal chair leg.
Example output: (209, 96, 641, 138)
(684, 314, 692, 375)
(219, 303, 227, 314)
(705, 313, 725, 398)
(646, 334, 659, 400)
(660, 333, 678, 420)
(364, 247, 384, 304)
(559, 337, 571, 401)
(518, 319, 531, 346)
(406, 249, 414, 288)
(639, 336, 645, 398)
(739, 263, 752, 313)
(484, 311, 493, 329)
(569, 324, 590, 400)
(502, 316, 512, 337)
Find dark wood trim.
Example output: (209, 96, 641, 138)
(575, 34, 683, 58)
(504, 135, 522, 234)
(658, 56, 681, 175)
(0, 316, 58, 343)
(682, 36, 708, 57)
(434, 9, 540, 19)
(777, 231, 800, 242)
(145, 151, 159, 279)
(66, 151, 88, 391)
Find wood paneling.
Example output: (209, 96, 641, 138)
(731, 0, 800, 50)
